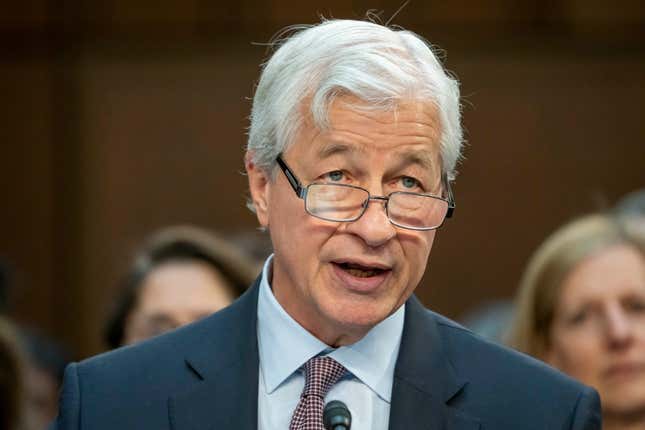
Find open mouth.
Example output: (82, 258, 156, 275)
(334, 262, 389, 278)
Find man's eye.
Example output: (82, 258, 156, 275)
(325, 170, 345, 182)
(400, 176, 421, 189)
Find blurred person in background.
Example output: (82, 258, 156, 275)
(20, 329, 70, 430)
(0, 316, 26, 430)
(509, 213, 645, 430)
(104, 225, 259, 348)
(2, 259, 70, 430)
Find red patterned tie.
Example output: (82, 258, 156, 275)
(289, 356, 347, 430)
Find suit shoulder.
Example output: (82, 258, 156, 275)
(77, 304, 238, 386)
(55, 287, 260, 429)
(74, 280, 260, 385)
(430, 310, 589, 396)
(426, 310, 600, 427)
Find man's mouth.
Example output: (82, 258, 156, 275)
(333, 262, 390, 278)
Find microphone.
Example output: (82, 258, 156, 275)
(323, 400, 351, 430)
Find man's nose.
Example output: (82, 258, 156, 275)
(345, 197, 396, 247)
(604, 305, 634, 349)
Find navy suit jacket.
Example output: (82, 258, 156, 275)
(53, 278, 601, 429)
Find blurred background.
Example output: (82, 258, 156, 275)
(1, 0, 644, 360)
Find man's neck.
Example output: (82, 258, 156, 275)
(273, 282, 369, 346)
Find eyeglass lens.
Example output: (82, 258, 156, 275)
(305, 183, 448, 229)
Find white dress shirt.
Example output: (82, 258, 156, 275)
(257, 255, 405, 429)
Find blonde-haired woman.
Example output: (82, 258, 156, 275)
(510, 213, 645, 430)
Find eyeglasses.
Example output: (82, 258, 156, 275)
(276, 155, 455, 231)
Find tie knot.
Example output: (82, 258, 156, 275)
(302, 356, 346, 399)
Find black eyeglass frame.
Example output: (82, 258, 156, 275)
(275, 154, 455, 231)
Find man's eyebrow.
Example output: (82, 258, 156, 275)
(316, 143, 437, 172)
(398, 150, 437, 171)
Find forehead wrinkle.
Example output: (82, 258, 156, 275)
(316, 141, 364, 160)
(325, 123, 439, 151)
(332, 108, 440, 136)
(309, 102, 441, 173)
(326, 122, 441, 159)
(316, 135, 437, 166)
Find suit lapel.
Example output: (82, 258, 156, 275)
(389, 379, 480, 430)
(169, 279, 261, 430)
(167, 282, 480, 429)
(389, 296, 480, 430)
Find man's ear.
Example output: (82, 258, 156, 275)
(245, 152, 270, 228)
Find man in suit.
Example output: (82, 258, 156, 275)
(52, 19, 601, 429)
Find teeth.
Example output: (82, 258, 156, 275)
(346, 268, 379, 278)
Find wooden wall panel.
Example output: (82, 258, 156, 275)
(74, 46, 262, 354)
(0, 61, 55, 331)
(1, 2, 49, 28)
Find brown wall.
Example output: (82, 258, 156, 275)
(1, 0, 644, 358)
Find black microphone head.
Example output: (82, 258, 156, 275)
(323, 400, 351, 430)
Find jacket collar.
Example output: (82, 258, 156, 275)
(389, 295, 480, 430)
(169, 281, 479, 430)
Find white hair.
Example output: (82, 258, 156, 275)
(247, 19, 463, 182)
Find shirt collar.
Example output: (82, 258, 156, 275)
(257, 255, 405, 403)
